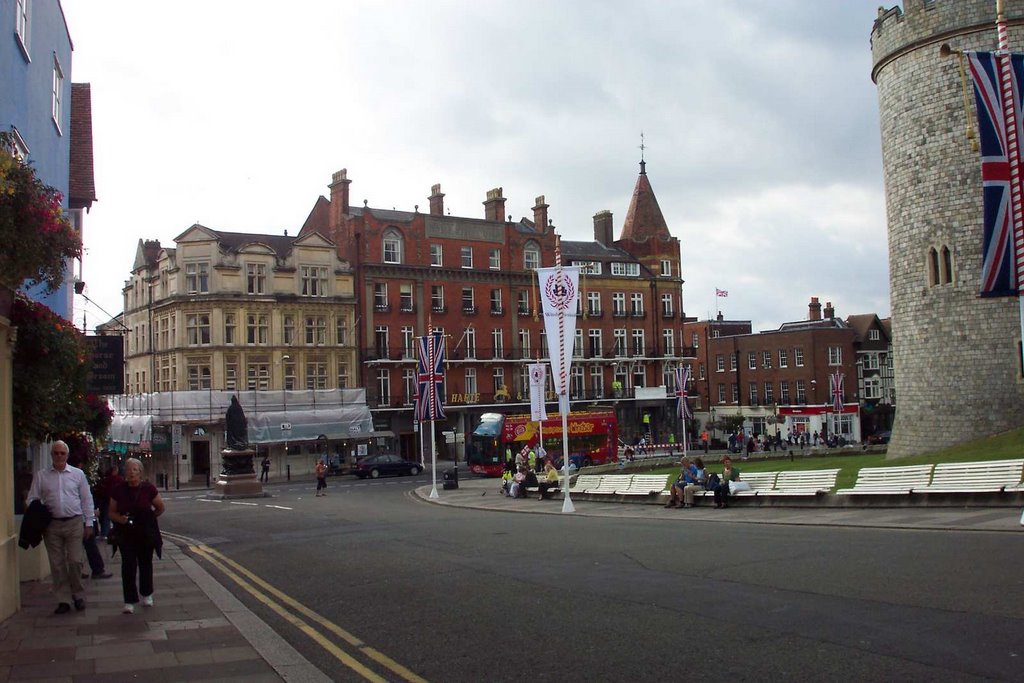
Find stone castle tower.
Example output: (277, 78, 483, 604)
(872, 1, 1024, 457)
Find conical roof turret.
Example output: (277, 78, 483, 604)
(619, 160, 670, 241)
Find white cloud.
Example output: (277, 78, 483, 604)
(61, 1, 890, 332)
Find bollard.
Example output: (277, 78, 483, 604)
(287, 464, 291, 481)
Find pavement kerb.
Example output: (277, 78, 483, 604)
(168, 538, 332, 683)
(411, 475, 1024, 533)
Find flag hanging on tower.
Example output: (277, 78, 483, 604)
(416, 331, 446, 421)
(829, 370, 844, 414)
(967, 50, 1024, 296)
(674, 366, 692, 420)
(716, 288, 729, 298)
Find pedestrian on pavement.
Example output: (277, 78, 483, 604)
(109, 457, 165, 614)
(315, 460, 328, 496)
(82, 506, 113, 580)
(260, 454, 270, 483)
(94, 464, 122, 539)
(700, 430, 709, 453)
(26, 440, 96, 614)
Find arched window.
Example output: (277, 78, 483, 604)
(524, 240, 540, 270)
(940, 245, 953, 284)
(927, 247, 940, 287)
(382, 228, 403, 264)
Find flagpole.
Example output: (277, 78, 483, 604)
(556, 237, 575, 514)
(427, 323, 440, 499)
(994, 0, 1024, 360)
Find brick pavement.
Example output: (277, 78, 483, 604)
(0, 541, 328, 683)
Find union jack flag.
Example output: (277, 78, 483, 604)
(416, 331, 445, 421)
(829, 371, 844, 414)
(674, 366, 691, 420)
(967, 51, 1024, 296)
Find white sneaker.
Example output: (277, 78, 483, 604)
(122, 603, 134, 614)
(142, 595, 154, 607)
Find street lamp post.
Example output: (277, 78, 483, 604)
(810, 378, 818, 439)
(281, 354, 290, 459)
(710, 407, 716, 444)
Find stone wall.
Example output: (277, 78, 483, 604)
(872, 1, 1024, 456)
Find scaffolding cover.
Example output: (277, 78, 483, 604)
(106, 389, 375, 444)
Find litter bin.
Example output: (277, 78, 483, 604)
(442, 467, 459, 490)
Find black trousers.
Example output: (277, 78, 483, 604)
(120, 544, 154, 604)
(713, 481, 731, 506)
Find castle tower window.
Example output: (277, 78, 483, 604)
(940, 245, 953, 285)
(928, 247, 940, 287)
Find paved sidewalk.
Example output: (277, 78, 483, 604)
(0, 541, 328, 683)
(414, 473, 1024, 533)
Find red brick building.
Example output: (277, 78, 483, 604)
(560, 159, 694, 442)
(685, 298, 861, 445)
(300, 162, 697, 458)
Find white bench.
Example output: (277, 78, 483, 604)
(618, 474, 672, 496)
(763, 469, 841, 496)
(915, 459, 1024, 494)
(836, 464, 934, 495)
(687, 471, 778, 498)
(585, 475, 631, 496)
(568, 475, 602, 495)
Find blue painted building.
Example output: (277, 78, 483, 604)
(1, 0, 76, 319)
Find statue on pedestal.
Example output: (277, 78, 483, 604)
(222, 396, 254, 475)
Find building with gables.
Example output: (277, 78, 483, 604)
(300, 161, 696, 458)
(685, 298, 895, 445)
(117, 225, 367, 483)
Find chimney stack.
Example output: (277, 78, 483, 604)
(593, 210, 614, 245)
(484, 187, 506, 222)
(428, 184, 445, 216)
(824, 301, 835, 319)
(809, 296, 822, 321)
(533, 195, 549, 232)
(329, 169, 351, 215)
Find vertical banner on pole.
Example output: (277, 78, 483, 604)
(529, 363, 548, 422)
(536, 267, 580, 395)
(537, 261, 580, 513)
(674, 365, 691, 457)
(418, 329, 446, 498)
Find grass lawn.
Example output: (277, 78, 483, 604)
(653, 427, 1024, 490)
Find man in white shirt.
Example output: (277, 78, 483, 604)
(26, 440, 95, 614)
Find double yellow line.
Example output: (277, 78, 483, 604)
(189, 543, 427, 683)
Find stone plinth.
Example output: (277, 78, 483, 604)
(212, 449, 268, 499)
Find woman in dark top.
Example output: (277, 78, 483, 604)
(109, 457, 165, 614)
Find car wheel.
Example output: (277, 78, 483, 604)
(410, 466, 420, 476)
(370, 469, 380, 479)
(583, 458, 593, 468)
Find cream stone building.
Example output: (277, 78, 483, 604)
(116, 225, 366, 484)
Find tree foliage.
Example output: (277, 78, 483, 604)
(10, 295, 111, 445)
(0, 132, 81, 292)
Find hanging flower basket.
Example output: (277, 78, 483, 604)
(0, 133, 81, 292)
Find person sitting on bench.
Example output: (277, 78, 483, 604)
(536, 461, 560, 500)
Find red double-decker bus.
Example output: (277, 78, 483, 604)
(467, 410, 618, 477)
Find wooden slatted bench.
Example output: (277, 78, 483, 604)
(688, 471, 778, 499)
(585, 475, 631, 496)
(763, 469, 841, 496)
(568, 475, 602, 495)
(835, 464, 934, 495)
(914, 459, 1024, 494)
(618, 474, 672, 496)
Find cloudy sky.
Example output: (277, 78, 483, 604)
(62, 1, 890, 332)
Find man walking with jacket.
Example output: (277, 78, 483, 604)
(26, 440, 95, 614)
